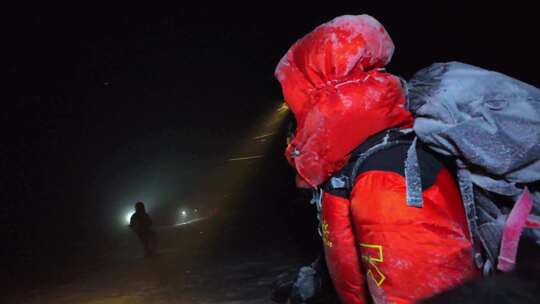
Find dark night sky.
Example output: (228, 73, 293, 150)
(4, 2, 540, 267)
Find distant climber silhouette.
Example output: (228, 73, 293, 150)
(129, 202, 157, 258)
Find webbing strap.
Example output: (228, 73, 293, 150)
(405, 137, 423, 208)
(311, 188, 324, 238)
(349, 140, 414, 188)
(497, 187, 533, 272)
(456, 163, 483, 268)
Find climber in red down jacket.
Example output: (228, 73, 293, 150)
(274, 15, 479, 303)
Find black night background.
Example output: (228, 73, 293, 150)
(3, 2, 539, 303)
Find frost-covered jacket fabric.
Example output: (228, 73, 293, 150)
(275, 15, 478, 303)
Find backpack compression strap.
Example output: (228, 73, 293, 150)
(498, 187, 534, 272)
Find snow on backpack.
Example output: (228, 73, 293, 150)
(321, 61, 540, 276)
(406, 61, 540, 275)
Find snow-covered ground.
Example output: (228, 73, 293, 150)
(5, 213, 313, 304)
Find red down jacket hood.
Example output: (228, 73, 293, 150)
(275, 15, 413, 188)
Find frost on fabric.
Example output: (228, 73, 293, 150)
(344, 45, 367, 76)
(275, 14, 394, 85)
(328, 14, 394, 73)
(338, 91, 354, 108)
(292, 266, 318, 300)
(274, 52, 291, 82)
(405, 138, 423, 208)
(367, 277, 388, 304)
(408, 62, 540, 196)
(274, 14, 408, 187)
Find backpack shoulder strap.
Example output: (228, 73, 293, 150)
(323, 129, 444, 200)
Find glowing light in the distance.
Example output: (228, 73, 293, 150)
(124, 211, 134, 225)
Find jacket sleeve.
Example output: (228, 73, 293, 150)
(349, 170, 479, 303)
(321, 192, 368, 304)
